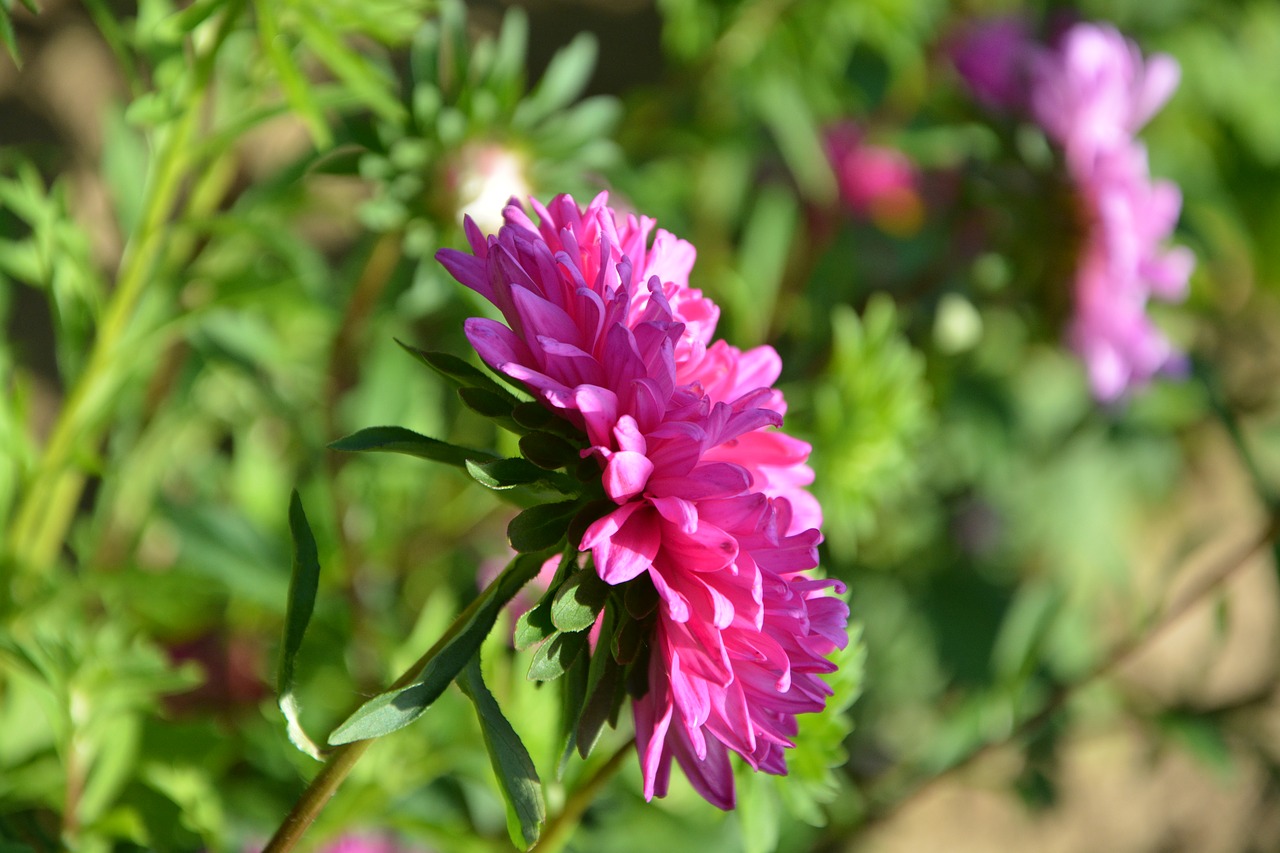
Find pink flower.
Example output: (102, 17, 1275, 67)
(318, 834, 423, 853)
(1067, 143, 1193, 399)
(824, 124, 923, 233)
(1029, 23, 1181, 174)
(950, 16, 1034, 110)
(955, 19, 1193, 401)
(1029, 23, 1191, 400)
(437, 193, 846, 809)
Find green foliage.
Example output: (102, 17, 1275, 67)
(3, 0, 1276, 849)
(807, 296, 932, 559)
(277, 491, 326, 761)
(328, 551, 549, 745)
(458, 657, 546, 849)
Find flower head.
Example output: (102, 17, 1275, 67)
(437, 192, 847, 808)
(955, 19, 1192, 401)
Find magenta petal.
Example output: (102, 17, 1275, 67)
(464, 317, 531, 372)
(584, 504, 660, 584)
(603, 450, 655, 503)
(670, 729, 736, 810)
(573, 385, 619, 448)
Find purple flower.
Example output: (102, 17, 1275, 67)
(951, 16, 1034, 110)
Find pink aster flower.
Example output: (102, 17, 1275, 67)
(437, 192, 847, 809)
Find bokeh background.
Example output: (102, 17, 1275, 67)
(3, 0, 1280, 850)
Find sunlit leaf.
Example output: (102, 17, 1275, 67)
(276, 491, 326, 761)
(459, 657, 545, 849)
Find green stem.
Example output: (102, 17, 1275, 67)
(1196, 358, 1278, 510)
(6, 0, 245, 570)
(264, 557, 542, 851)
(535, 741, 633, 853)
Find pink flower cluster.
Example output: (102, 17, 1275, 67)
(954, 20, 1194, 401)
(438, 193, 847, 809)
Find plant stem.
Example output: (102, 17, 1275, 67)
(862, 511, 1280, 828)
(536, 741, 634, 853)
(264, 556, 542, 851)
(5, 0, 245, 571)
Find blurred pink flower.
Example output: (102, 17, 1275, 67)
(1032, 23, 1191, 400)
(950, 16, 1033, 110)
(1029, 23, 1181, 174)
(320, 835, 424, 853)
(954, 19, 1192, 401)
(437, 193, 846, 809)
(824, 124, 923, 234)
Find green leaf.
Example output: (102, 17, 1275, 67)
(624, 577, 659, 619)
(328, 552, 547, 745)
(395, 340, 522, 403)
(574, 603, 620, 760)
(276, 491, 327, 761)
(514, 601, 556, 652)
(465, 457, 553, 491)
(254, 0, 332, 147)
(550, 571, 609, 633)
(508, 500, 580, 552)
(754, 75, 835, 203)
(459, 386, 524, 431)
(330, 426, 498, 468)
(459, 657, 545, 849)
(518, 432, 580, 470)
(514, 32, 597, 127)
(527, 630, 588, 681)
(294, 4, 406, 125)
(0, 9, 19, 69)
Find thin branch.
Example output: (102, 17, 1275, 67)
(535, 741, 634, 853)
(861, 512, 1280, 829)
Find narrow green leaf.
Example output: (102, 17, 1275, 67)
(611, 617, 645, 666)
(508, 500, 579, 552)
(328, 552, 547, 745)
(527, 630, 588, 682)
(575, 655, 621, 760)
(513, 32, 597, 127)
(518, 432, 580, 470)
(294, 5, 406, 124)
(556, 649, 592, 777)
(574, 602, 620, 760)
(255, 0, 332, 147)
(465, 457, 547, 491)
(276, 491, 327, 761)
(550, 571, 609, 633)
(459, 386, 523, 429)
(395, 339, 521, 403)
(512, 401, 584, 441)
(0, 10, 20, 68)
(330, 426, 498, 468)
(459, 657, 545, 849)
(754, 75, 835, 204)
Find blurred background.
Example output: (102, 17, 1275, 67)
(3, 0, 1280, 850)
